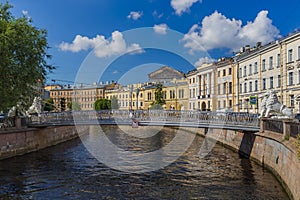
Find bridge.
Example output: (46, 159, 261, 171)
(27, 110, 260, 132)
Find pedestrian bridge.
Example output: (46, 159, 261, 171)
(28, 110, 260, 132)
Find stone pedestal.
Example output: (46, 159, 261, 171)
(282, 119, 294, 140)
(15, 118, 21, 129)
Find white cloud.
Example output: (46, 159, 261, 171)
(152, 10, 164, 19)
(182, 10, 280, 53)
(171, 0, 202, 15)
(22, 10, 28, 16)
(153, 24, 168, 35)
(59, 31, 143, 58)
(194, 57, 216, 66)
(127, 11, 143, 20)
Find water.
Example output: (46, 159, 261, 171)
(0, 125, 289, 199)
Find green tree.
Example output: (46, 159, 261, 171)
(94, 99, 111, 110)
(150, 83, 165, 109)
(111, 96, 119, 109)
(0, 2, 54, 112)
(43, 98, 54, 111)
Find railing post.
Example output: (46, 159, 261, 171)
(282, 119, 293, 140)
(260, 117, 267, 133)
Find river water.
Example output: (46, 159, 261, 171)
(0, 125, 289, 199)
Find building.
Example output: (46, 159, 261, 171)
(148, 66, 185, 82)
(49, 82, 116, 111)
(186, 62, 217, 111)
(235, 31, 300, 113)
(216, 58, 234, 111)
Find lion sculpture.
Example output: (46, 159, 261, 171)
(26, 97, 42, 117)
(258, 90, 293, 118)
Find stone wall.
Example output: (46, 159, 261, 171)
(182, 127, 300, 200)
(0, 125, 89, 160)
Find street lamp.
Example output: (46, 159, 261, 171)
(130, 85, 133, 111)
(136, 88, 140, 111)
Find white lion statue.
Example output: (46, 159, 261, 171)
(26, 97, 42, 117)
(259, 90, 293, 118)
(8, 101, 27, 117)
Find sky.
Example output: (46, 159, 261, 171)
(7, 0, 300, 86)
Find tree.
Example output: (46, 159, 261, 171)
(150, 83, 165, 109)
(94, 99, 111, 110)
(43, 98, 54, 111)
(111, 96, 119, 109)
(0, 2, 54, 113)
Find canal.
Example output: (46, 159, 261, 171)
(0, 125, 289, 199)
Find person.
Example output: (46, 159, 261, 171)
(129, 111, 133, 119)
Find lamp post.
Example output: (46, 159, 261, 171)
(130, 85, 133, 111)
(136, 88, 140, 111)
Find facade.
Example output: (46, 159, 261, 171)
(148, 66, 185, 82)
(235, 31, 300, 113)
(105, 83, 145, 110)
(49, 82, 116, 111)
(186, 63, 216, 111)
(216, 58, 234, 111)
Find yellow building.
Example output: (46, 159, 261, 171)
(235, 31, 300, 113)
(216, 58, 234, 111)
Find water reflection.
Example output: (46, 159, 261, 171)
(0, 125, 289, 199)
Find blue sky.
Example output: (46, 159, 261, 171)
(8, 0, 300, 85)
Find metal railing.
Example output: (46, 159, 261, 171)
(28, 110, 260, 129)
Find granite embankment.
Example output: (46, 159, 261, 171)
(181, 127, 300, 200)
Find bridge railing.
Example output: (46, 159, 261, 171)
(29, 110, 260, 128)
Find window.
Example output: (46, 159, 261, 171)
(262, 59, 266, 71)
(278, 75, 281, 88)
(218, 84, 221, 95)
(223, 100, 226, 108)
(298, 46, 300, 60)
(192, 88, 195, 98)
(223, 69, 226, 76)
(249, 81, 253, 92)
(288, 49, 293, 63)
(218, 101, 221, 109)
(147, 92, 152, 100)
(255, 80, 258, 91)
(228, 68, 232, 75)
(193, 78, 195, 83)
(277, 54, 280, 68)
(239, 68, 242, 78)
(244, 83, 247, 93)
(298, 70, 300, 84)
(228, 82, 232, 94)
(243, 66, 247, 77)
(239, 100, 243, 109)
(290, 95, 295, 107)
(218, 71, 221, 77)
(254, 62, 258, 73)
(289, 72, 294, 85)
(162, 91, 167, 99)
(239, 84, 242, 94)
(223, 83, 226, 94)
(262, 78, 266, 90)
(249, 64, 252, 75)
(270, 76, 274, 89)
(269, 56, 273, 69)
(229, 100, 232, 108)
